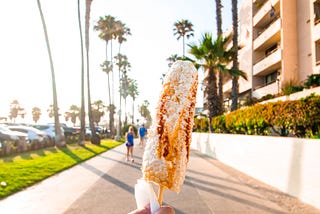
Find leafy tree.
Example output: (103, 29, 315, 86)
(173, 19, 194, 57)
(36, 0, 65, 147)
(32, 107, 42, 123)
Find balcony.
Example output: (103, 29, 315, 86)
(254, 18, 281, 51)
(313, 19, 320, 41)
(253, 48, 281, 76)
(223, 79, 232, 94)
(252, 81, 278, 99)
(253, 0, 279, 25)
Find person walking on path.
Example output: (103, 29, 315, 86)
(125, 125, 135, 162)
(138, 124, 147, 148)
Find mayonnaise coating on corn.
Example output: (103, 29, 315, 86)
(142, 60, 198, 193)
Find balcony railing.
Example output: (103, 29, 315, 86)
(253, 18, 281, 51)
(253, 48, 281, 76)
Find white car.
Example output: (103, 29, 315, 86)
(0, 125, 28, 141)
(31, 124, 64, 140)
(8, 125, 49, 143)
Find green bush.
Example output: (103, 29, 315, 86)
(303, 74, 320, 88)
(193, 94, 320, 138)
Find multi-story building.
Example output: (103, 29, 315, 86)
(223, 0, 320, 105)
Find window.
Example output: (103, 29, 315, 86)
(265, 44, 278, 56)
(265, 71, 278, 85)
(314, 0, 320, 25)
(316, 40, 320, 65)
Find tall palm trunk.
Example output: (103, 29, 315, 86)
(216, 0, 224, 115)
(85, 0, 100, 144)
(206, 67, 220, 118)
(105, 41, 114, 137)
(105, 41, 112, 108)
(36, 0, 65, 147)
(77, 0, 86, 146)
(182, 35, 185, 57)
(215, 0, 223, 36)
(131, 97, 135, 124)
(115, 47, 122, 141)
(231, 0, 239, 111)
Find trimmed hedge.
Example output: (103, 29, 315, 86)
(194, 94, 320, 138)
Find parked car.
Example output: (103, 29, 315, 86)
(0, 125, 29, 149)
(48, 123, 78, 137)
(8, 125, 49, 143)
(85, 127, 100, 140)
(0, 125, 28, 142)
(31, 124, 64, 140)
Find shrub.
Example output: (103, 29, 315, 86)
(194, 94, 320, 138)
(303, 74, 320, 88)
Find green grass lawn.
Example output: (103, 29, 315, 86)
(0, 139, 122, 199)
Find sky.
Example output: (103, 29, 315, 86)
(0, 0, 242, 125)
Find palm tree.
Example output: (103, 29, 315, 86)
(231, 0, 239, 111)
(215, 0, 224, 115)
(119, 60, 131, 127)
(47, 104, 54, 119)
(173, 19, 194, 56)
(77, 0, 86, 146)
(94, 15, 116, 138)
(91, 100, 105, 126)
(85, 0, 100, 145)
(32, 107, 42, 123)
(215, 0, 223, 36)
(189, 33, 247, 117)
(189, 33, 220, 119)
(9, 100, 23, 123)
(115, 20, 131, 56)
(120, 75, 129, 126)
(166, 54, 182, 67)
(115, 53, 130, 138)
(138, 100, 152, 128)
(36, 0, 65, 147)
(127, 78, 139, 124)
(100, 60, 114, 135)
(65, 105, 80, 127)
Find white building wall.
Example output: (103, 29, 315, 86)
(191, 132, 320, 210)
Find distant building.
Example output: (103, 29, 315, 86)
(222, 0, 320, 110)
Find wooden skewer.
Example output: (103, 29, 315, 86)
(158, 185, 164, 206)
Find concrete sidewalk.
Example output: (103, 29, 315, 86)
(0, 141, 318, 214)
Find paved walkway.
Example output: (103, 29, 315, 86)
(0, 141, 319, 214)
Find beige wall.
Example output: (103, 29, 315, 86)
(297, 0, 313, 82)
(238, 0, 253, 94)
(281, 0, 299, 86)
